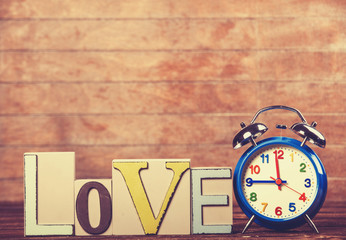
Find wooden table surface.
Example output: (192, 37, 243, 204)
(1, 201, 345, 240)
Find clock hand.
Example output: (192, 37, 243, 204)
(252, 180, 276, 183)
(252, 180, 287, 183)
(274, 153, 282, 190)
(270, 177, 307, 202)
(247, 178, 287, 184)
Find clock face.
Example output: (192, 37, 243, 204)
(240, 144, 318, 221)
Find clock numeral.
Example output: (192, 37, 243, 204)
(304, 178, 311, 188)
(300, 163, 306, 172)
(289, 202, 296, 212)
(246, 178, 253, 187)
(261, 202, 268, 212)
(250, 192, 257, 202)
(290, 152, 294, 162)
(299, 193, 307, 202)
(260, 153, 269, 163)
(275, 206, 282, 216)
(249, 165, 260, 174)
(273, 150, 284, 161)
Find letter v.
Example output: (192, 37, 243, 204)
(113, 161, 189, 235)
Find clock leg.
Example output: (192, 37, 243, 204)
(242, 215, 255, 234)
(304, 214, 319, 234)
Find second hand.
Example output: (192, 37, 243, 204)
(270, 176, 307, 201)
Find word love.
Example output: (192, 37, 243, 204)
(24, 152, 233, 236)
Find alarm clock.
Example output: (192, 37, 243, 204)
(233, 105, 327, 234)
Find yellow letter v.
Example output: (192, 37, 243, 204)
(113, 161, 189, 235)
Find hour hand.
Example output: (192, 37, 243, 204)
(246, 178, 287, 186)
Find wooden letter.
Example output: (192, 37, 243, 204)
(24, 153, 74, 236)
(191, 168, 233, 234)
(112, 159, 190, 235)
(74, 179, 113, 235)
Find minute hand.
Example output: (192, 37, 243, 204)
(275, 153, 282, 190)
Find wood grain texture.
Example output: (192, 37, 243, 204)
(0, 20, 256, 50)
(0, 52, 259, 82)
(257, 18, 346, 49)
(0, 115, 345, 146)
(2, 19, 344, 50)
(0, 0, 345, 18)
(0, 82, 345, 114)
(0, 0, 345, 203)
(0, 83, 259, 114)
(1, 52, 345, 82)
(257, 51, 346, 81)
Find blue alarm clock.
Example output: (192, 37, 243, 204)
(233, 106, 327, 234)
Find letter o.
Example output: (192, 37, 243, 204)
(76, 181, 112, 234)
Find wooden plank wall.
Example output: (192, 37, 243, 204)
(0, 0, 345, 202)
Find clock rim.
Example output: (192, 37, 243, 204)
(233, 136, 328, 230)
